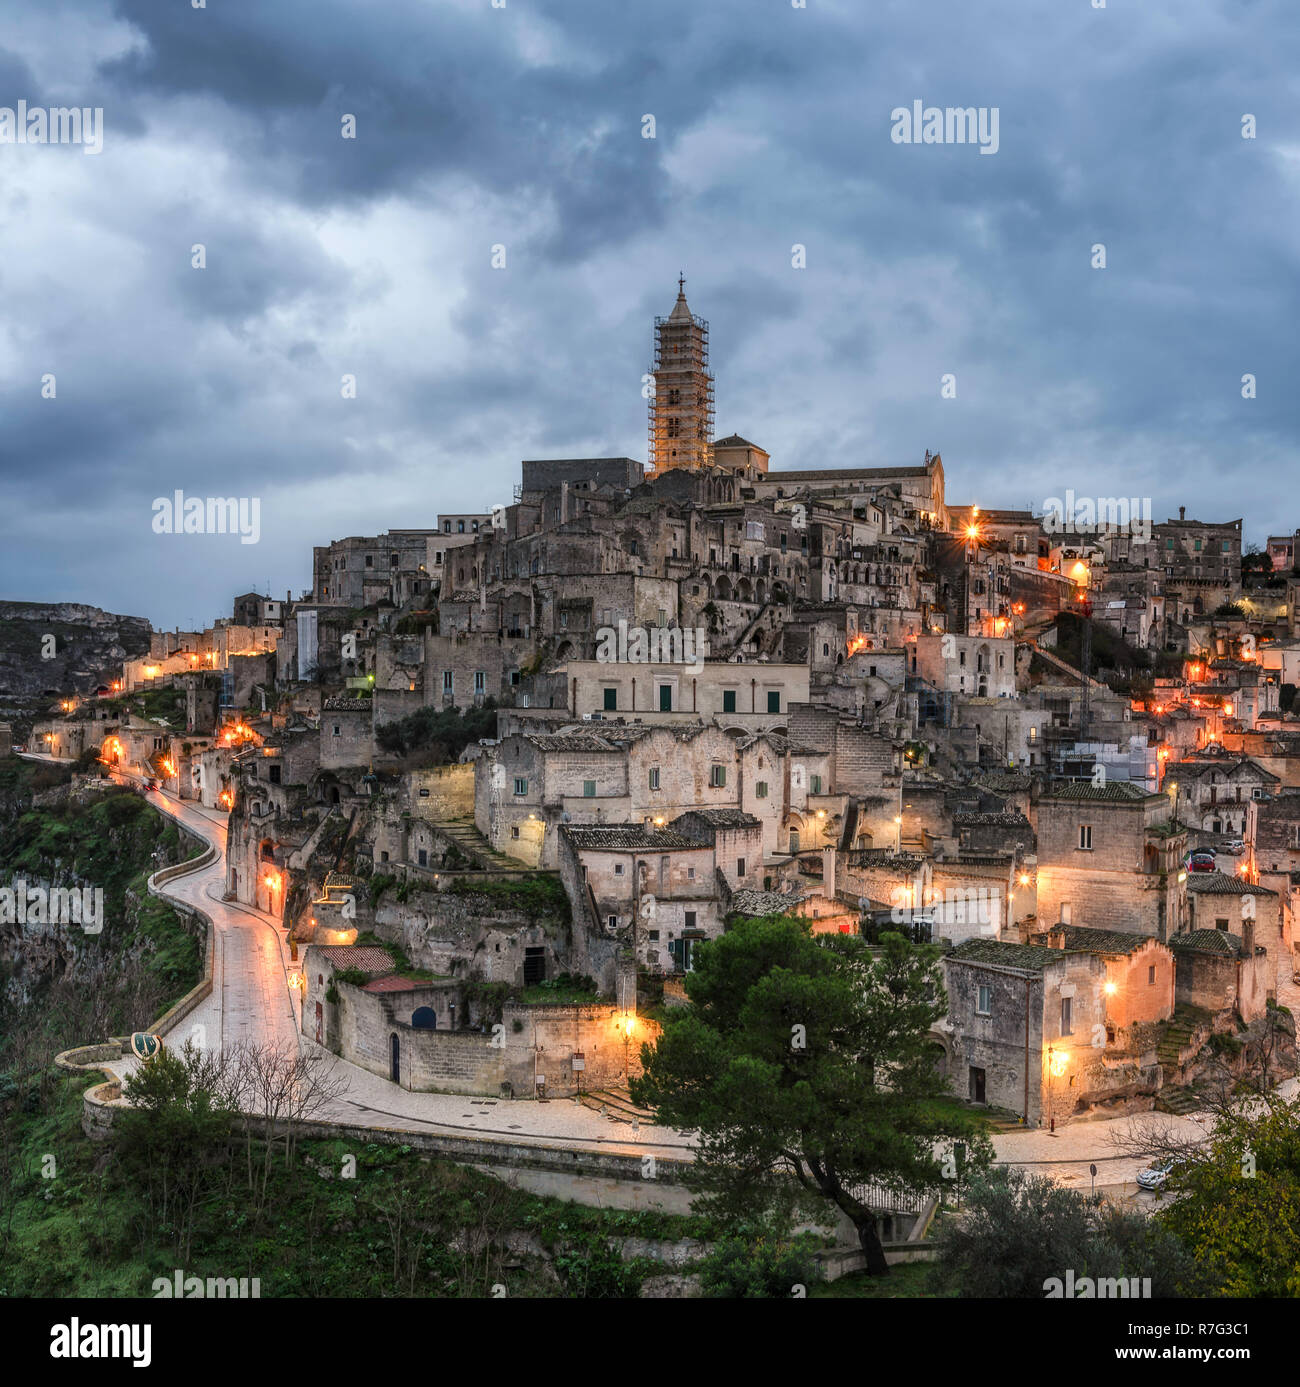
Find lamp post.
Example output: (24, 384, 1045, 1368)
(1047, 1044, 1055, 1132)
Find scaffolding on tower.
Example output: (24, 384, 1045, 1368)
(648, 280, 714, 473)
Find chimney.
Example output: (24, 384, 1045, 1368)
(822, 845, 836, 898)
(1179, 506, 1186, 521)
(1242, 917, 1255, 959)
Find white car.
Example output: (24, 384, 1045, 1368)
(1224, 839, 1246, 856)
(1136, 1155, 1185, 1191)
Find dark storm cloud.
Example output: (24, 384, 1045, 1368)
(0, 0, 1296, 627)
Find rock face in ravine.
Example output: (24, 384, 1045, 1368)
(0, 600, 152, 700)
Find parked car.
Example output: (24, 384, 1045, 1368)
(145, 778, 158, 791)
(1187, 852, 1217, 873)
(1224, 839, 1246, 855)
(1136, 1155, 1187, 1191)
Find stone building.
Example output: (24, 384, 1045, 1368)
(302, 942, 658, 1097)
(555, 657, 809, 727)
(558, 823, 722, 975)
(1034, 782, 1188, 941)
(1184, 873, 1287, 1001)
(1168, 926, 1271, 1024)
(320, 697, 373, 770)
(941, 938, 1108, 1127)
(1151, 511, 1243, 626)
(477, 724, 754, 866)
(312, 529, 439, 608)
(1162, 755, 1277, 837)
(909, 633, 1016, 700)
(1040, 925, 1176, 1038)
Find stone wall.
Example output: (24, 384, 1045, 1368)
(308, 973, 659, 1099)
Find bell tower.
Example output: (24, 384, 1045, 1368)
(648, 276, 714, 473)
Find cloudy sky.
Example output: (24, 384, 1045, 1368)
(1, 0, 1295, 630)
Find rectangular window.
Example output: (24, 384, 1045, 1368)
(687, 866, 695, 880)
(659, 685, 673, 712)
(513, 777, 528, 796)
(607, 916, 618, 932)
(766, 691, 780, 713)
(976, 985, 992, 1016)
(602, 686, 618, 711)
(474, 671, 486, 694)
(737, 857, 746, 877)
(1060, 903, 1072, 924)
(417, 849, 428, 867)
(1061, 997, 1073, 1036)
(511, 826, 520, 839)
(723, 690, 737, 713)
(684, 911, 697, 929)
(583, 780, 596, 798)
(649, 766, 661, 791)
(1078, 825, 1093, 851)
(442, 670, 453, 694)
(1148, 965, 1156, 985)
(756, 781, 768, 798)
(810, 774, 822, 794)
(711, 765, 726, 788)
(614, 863, 624, 876)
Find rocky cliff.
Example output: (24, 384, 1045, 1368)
(0, 599, 152, 703)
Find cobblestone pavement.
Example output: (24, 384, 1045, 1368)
(85, 766, 1299, 1176)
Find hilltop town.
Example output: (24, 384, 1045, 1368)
(25, 281, 1300, 1127)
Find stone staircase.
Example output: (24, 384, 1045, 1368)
(432, 818, 520, 871)
(1029, 640, 1110, 690)
(1154, 1086, 1201, 1116)
(1154, 1003, 1212, 1112)
(577, 1085, 656, 1125)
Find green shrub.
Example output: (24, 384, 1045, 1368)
(448, 875, 569, 922)
(699, 1224, 824, 1298)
